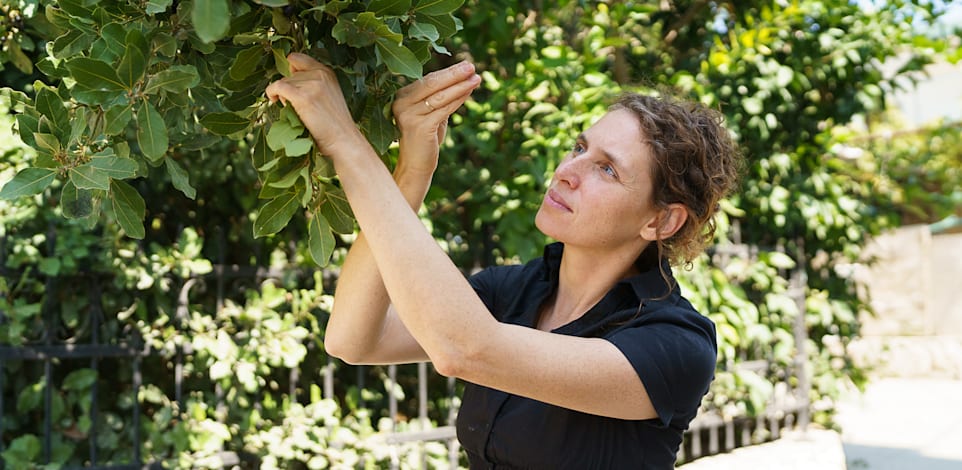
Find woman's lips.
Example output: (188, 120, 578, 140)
(545, 189, 572, 212)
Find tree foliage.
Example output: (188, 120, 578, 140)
(1, 0, 462, 266)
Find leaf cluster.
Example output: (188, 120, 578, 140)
(0, 0, 463, 266)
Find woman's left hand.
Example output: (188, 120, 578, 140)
(265, 53, 368, 160)
(392, 61, 481, 179)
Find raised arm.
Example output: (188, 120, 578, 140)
(266, 55, 662, 420)
(310, 56, 481, 364)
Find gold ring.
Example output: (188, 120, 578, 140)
(424, 100, 435, 112)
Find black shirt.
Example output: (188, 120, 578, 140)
(457, 243, 717, 469)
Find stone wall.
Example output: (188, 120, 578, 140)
(849, 225, 962, 378)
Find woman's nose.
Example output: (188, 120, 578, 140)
(554, 155, 583, 188)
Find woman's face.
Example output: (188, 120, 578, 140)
(535, 108, 663, 252)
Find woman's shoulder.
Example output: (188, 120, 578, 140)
(468, 248, 553, 288)
(603, 292, 715, 347)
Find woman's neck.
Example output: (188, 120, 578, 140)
(537, 243, 644, 331)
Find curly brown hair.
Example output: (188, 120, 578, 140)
(612, 92, 743, 268)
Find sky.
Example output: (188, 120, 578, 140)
(854, 0, 962, 126)
(855, 0, 962, 32)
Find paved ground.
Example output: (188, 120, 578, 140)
(680, 377, 962, 469)
(678, 428, 847, 469)
(836, 377, 962, 470)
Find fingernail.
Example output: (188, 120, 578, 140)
(458, 61, 473, 72)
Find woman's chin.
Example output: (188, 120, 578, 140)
(534, 209, 563, 242)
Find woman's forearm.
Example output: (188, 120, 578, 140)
(331, 146, 495, 375)
(264, 53, 485, 370)
(325, 169, 434, 364)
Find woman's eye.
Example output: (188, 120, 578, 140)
(601, 164, 617, 178)
(572, 143, 586, 154)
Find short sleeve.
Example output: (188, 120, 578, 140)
(467, 265, 517, 321)
(606, 311, 717, 428)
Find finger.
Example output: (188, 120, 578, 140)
(265, 80, 286, 104)
(397, 61, 476, 103)
(287, 52, 324, 73)
(437, 119, 449, 144)
(423, 73, 481, 114)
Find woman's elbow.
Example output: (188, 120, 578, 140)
(428, 343, 476, 378)
(323, 333, 364, 364)
(430, 355, 460, 378)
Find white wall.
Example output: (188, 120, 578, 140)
(849, 225, 962, 378)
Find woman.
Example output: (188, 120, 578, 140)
(266, 53, 742, 468)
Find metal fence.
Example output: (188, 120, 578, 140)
(1, 234, 810, 469)
(678, 241, 812, 463)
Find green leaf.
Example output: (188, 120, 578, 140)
(60, 180, 95, 218)
(166, 157, 196, 199)
(319, 0, 351, 15)
(320, 187, 355, 234)
(414, 0, 463, 15)
(267, 165, 308, 189)
(360, 99, 397, 154)
(369, 0, 412, 16)
(269, 7, 292, 34)
(266, 119, 303, 151)
(57, 0, 95, 17)
(408, 22, 440, 42)
(15, 113, 39, 148)
(375, 37, 422, 79)
(332, 13, 376, 48)
(39, 257, 61, 276)
(90, 155, 139, 179)
(110, 180, 146, 239)
(258, 180, 287, 199)
(145, 0, 173, 15)
(272, 46, 291, 77)
(0, 168, 57, 200)
(230, 46, 266, 81)
(144, 65, 200, 94)
(65, 57, 126, 92)
(251, 128, 274, 170)
(33, 133, 62, 154)
(63, 369, 97, 391)
(69, 164, 111, 190)
(308, 210, 335, 266)
(97, 24, 129, 61)
(117, 32, 148, 88)
(200, 112, 251, 136)
(414, 12, 459, 38)
(69, 106, 88, 143)
(6, 40, 33, 75)
(192, 0, 231, 44)
(155, 32, 178, 57)
(284, 138, 313, 157)
(136, 100, 169, 162)
(253, 191, 300, 238)
(53, 29, 94, 59)
(742, 96, 763, 115)
(763, 251, 797, 270)
(71, 88, 127, 107)
(34, 88, 68, 134)
(1, 435, 41, 464)
(104, 105, 133, 135)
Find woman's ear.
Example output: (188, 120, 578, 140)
(640, 203, 688, 241)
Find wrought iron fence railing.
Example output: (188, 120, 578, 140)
(1, 235, 810, 469)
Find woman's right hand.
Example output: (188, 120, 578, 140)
(392, 61, 481, 180)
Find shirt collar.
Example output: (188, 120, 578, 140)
(541, 242, 676, 302)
